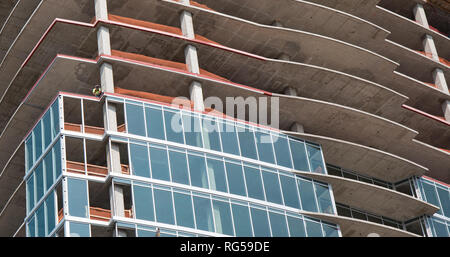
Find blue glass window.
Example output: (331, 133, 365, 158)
(280, 175, 300, 209)
(27, 217, 35, 237)
(130, 143, 150, 178)
(164, 111, 184, 144)
(67, 178, 88, 218)
(54, 140, 62, 179)
(231, 204, 253, 237)
(51, 100, 60, 139)
(207, 158, 227, 193)
(254, 131, 275, 164)
(244, 166, 265, 201)
(43, 111, 52, 149)
(315, 183, 334, 214)
(133, 185, 154, 221)
(289, 138, 309, 172)
(298, 179, 318, 212)
(269, 212, 289, 237)
(422, 182, 442, 215)
(202, 118, 221, 152)
(272, 135, 292, 168)
(188, 154, 208, 189)
(35, 162, 44, 201)
(225, 162, 246, 197)
(305, 219, 323, 237)
(212, 200, 234, 236)
(436, 187, 450, 217)
(46, 193, 55, 234)
(193, 196, 214, 232)
(27, 175, 35, 213)
(307, 144, 325, 174)
(44, 152, 53, 191)
(323, 224, 339, 237)
(154, 189, 175, 225)
(145, 107, 165, 140)
(262, 170, 283, 205)
(250, 207, 271, 237)
(169, 150, 189, 185)
(69, 222, 90, 237)
(287, 216, 306, 237)
(26, 136, 33, 171)
(173, 192, 195, 229)
(150, 147, 170, 181)
(237, 127, 258, 160)
(34, 122, 43, 159)
(433, 219, 448, 237)
(219, 122, 240, 156)
(36, 204, 45, 237)
(126, 104, 146, 136)
(183, 114, 203, 148)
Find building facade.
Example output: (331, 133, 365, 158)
(0, 0, 449, 237)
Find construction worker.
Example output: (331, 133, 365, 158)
(92, 85, 102, 97)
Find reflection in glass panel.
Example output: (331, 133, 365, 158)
(237, 127, 258, 160)
(289, 139, 309, 172)
(34, 122, 43, 159)
(436, 187, 450, 217)
(169, 150, 189, 185)
(43, 111, 52, 149)
(51, 101, 59, 139)
(306, 144, 325, 174)
(244, 166, 265, 201)
(69, 222, 90, 237)
(422, 182, 442, 215)
(150, 147, 170, 181)
(287, 216, 306, 237)
(44, 152, 53, 191)
(37, 204, 45, 237)
(193, 196, 214, 232)
(219, 122, 240, 156)
(54, 140, 62, 179)
(298, 179, 318, 212)
(272, 135, 292, 169)
(254, 131, 275, 164)
(164, 111, 184, 144)
(269, 212, 289, 237)
(133, 185, 154, 221)
(145, 107, 165, 140)
(212, 200, 234, 236)
(154, 189, 175, 225)
(27, 175, 35, 213)
(315, 184, 334, 214)
(250, 208, 271, 237)
(26, 137, 33, 171)
(126, 104, 146, 136)
(35, 163, 44, 201)
(207, 158, 227, 193)
(67, 178, 88, 218)
(280, 175, 300, 209)
(262, 170, 283, 205)
(225, 162, 246, 197)
(305, 219, 323, 237)
(183, 114, 203, 148)
(130, 144, 150, 178)
(27, 217, 35, 237)
(202, 118, 221, 152)
(174, 192, 195, 229)
(138, 229, 157, 237)
(46, 193, 55, 234)
(231, 204, 253, 237)
(323, 224, 339, 237)
(433, 219, 449, 237)
(188, 154, 208, 189)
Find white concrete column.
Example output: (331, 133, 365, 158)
(423, 34, 439, 62)
(185, 45, 200, 74)
(443, 100, 450, 122)
(291, 122, 304, 133)
(180, 10, 195, 39)
(94, 0, 108, 20)
(190, 81, 205, 111)
(414, 3, 429, 28)
(433, 68, 449, 93)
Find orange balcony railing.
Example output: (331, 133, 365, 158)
(58, 207, 133, 222)
(64, 122, 126, 134)
(66, 161, 130, 177)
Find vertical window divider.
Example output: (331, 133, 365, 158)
(190, 191, 198, 230)
(227, 198, 236, 236)
(209, 196, 216, 234)
(304, 143, 312, 172)
(285, 137, 295, 169)
(146, 142, 151, 178)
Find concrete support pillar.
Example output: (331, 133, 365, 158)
(284, 87, 297, 96)
(443, 100, 450, 122)
(94, 0, 108, 20)
(190, 81, 205, 111)
(290, 122, 304, 133)
(433, 68, 449, 93)
(423, 34, 439, 62)
(413, 3, 429, 28)
(184, 45, 200, 74)
(180, 10, 195, 39)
